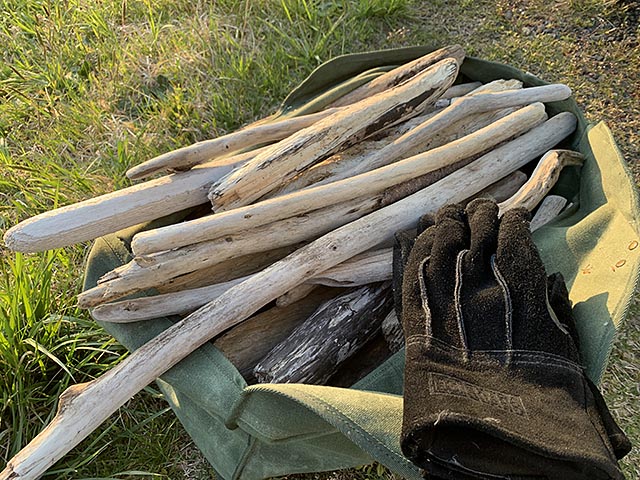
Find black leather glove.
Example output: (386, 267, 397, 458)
(393, 198, 631, 480)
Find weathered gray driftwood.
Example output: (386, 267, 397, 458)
(530, 194, 568, 231)
(208, 58, 460, 211)
(381, 310, 404, 353)
(0, 115, 576, 480)
(125, 108, 341, 180)
(253, 283, 393, 384)
(132, 102, 546, 255)
(498, 149, 584, 214)
(327, 45, 465, 108)
(2, 147, 265, 253)
(213, 287, 339, 380)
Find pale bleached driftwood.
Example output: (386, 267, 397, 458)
(268, 79, 523, 198)
(208, 58, 460, 212)
(93, 248, 393, 322)
(530, 194, 569, 232)
(0, 115, 576, 480)
(470, 170, 528, 203)
(498, 149, 584, 214)
(327, 45, 465, 108)
(79, 195, 382, 308)
(125, 108, 341, 180)
(213, 286, 340, 380)
(154, 244, 300, 294)
(2, 147, 265, 253)
(253, 283, 394, 384)
(132, 102, 546, 255)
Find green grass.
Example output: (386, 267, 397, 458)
(1, 0, 639, 478)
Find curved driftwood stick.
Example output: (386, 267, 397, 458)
(498, 149, 584, 214)
(125, 108, 341, 180)
(208, 58, 460, 211)
(90, 248, 393, 322)
(2, 146, 267, 253)
(327, 45, 465, 108)
(132, 102, 546, 255)
(78, 195, 381, 308)
(530, 195, 568, 231)
(0, 115, 576, 480)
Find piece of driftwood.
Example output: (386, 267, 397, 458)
(327, 45, 465, 108)
(2, 147, 265, 253)
(0, 116, 576, 480)
(268, 79, 522, 198)
(78, 195, 381, 308)
(125, 108, 341, 180)
(530, 194, 568, 231)
(381, 310, 404, 353)
(498, 149, 584, 214)
(253, 283, 394, 384)
(154, 244, 300, 294)
(208, 58, 460, 212)
(131, 102, 546, 255)
(212, 286, 340, 380)
(93, 248, 393, 322)
(470, 170, 528, 203)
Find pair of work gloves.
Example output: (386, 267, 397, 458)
(393, 198, 631, 479)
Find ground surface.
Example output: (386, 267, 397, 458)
(0, 0, 638, 478)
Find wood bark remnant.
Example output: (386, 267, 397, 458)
(254, 283, 394, 385)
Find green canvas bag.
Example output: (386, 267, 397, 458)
(83, 46, 640, 479)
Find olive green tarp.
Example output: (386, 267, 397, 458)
(83, 47, 640, 480)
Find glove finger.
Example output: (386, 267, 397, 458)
(459, 199, 508, 351)
(426, 203, 470, 347)
(464, 198, 499, 277)
(417, 212, 436, 236)
(496, 208, 557, 352)
(399, 225, 437, 338)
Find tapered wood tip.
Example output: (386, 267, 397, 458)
(3, 224, 36, 253)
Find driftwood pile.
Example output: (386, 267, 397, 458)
(1, 45, 585, 480)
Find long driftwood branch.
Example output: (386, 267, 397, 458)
(0, 114, 576, 480)
(131, 102, 548, 255)
(2, 146, 266, 253)
(208, 58, 460, 211)
(90, 248, 393, 322)
(125, 108, 341, 180)
(327, 45, 465, 108)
